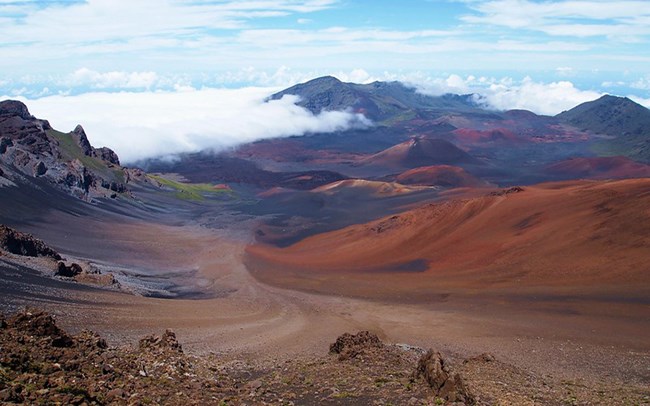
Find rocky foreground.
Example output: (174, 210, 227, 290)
(1, 310, 648, 405)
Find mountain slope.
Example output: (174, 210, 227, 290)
(361, 137, 481, 169)
(546, 156, 650, 180)
(247, 178, 650, 298)
(269, 76, 476, 121)
(557, 95, 650, 162)
(395, 165, 489, 188)
(557, 95, 650, 136)
(0, 100, 128, 199)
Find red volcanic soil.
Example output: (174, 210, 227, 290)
(547, 156, 650, 180)
(234, 138, 362, 164)
(396, 165, 488, 188)
(361, 137, 478, 169)
(312, 179, 431, 197)
(452, 128, 521, 144)
(247, 178, 650, 299)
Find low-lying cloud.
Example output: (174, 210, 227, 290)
(19, 87, 370, 163)
(10, 75, 649, 165)
(409, 75, 604, 115)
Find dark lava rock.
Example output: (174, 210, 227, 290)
(8, 310, 73, 348)
(94, 146, 120, 166)
(414, 349, 474, 404)
(0, 137, 13, 154)
(100, 179, 127, 193)
(71, 124, 93, 157)
(329, 331, 384, 361)
(34, 160, 47, 176)
(139, 329, 183, 353)
(490, 186, 525, 196)
(55, 262, 83, 278)
(0, 385, 25, 403)
(0, 224, 61, 259)
(0, 100, 33, 120)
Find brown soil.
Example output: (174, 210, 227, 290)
(1, 179, 649, 404)
(3, 311, 647, 405)
(396, 165, 489, 188)
(247, 178, 650, 295)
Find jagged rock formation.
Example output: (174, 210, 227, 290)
(71, 124, 120, 166)
(415, 349, 475, 404)
(0, 224, 61, 259)
(0, 100, 128, 199)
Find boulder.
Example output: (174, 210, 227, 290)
(139, 329, 183, 353)
(55, 262, 83, 278)
(0, 137, 13, 154)
(34, 161, 47, 176)
(0, 224, 61, 259)
(329, 331, 383, 361)
(414, 349, 474, 404)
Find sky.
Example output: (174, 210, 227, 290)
(2, 0, 650, 162)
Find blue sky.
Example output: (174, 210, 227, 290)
(1, 0, 649, 97)
(2, 1, 650, 161)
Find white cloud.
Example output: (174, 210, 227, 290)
(631, 75, 650, 90)
(66, 68, 160, 89)
(555, 66, 574, 77)
(412, 74, 603, 115)
(18, 87, 370, 163)
(476, 78, 603, 115)
(6, 74, 646, 167)
(629, 96, 650, 109)
(462, 0, 650, 38)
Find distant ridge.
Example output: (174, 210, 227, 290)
(270, 76, 477, 121)
(557, 95, 650, 136)
(557, 95, 650, 162)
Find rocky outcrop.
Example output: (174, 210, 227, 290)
(0, 137, 13, 154)
(0, 100, 129, 200)
(139, 329, 183, 354)
(0, 100, 34, 121)
(124, 167, 149, 183)
(101, 179, 127, 193)
(0, 310, 219, 404)
(329, 331, 384, 361)
(8, 310, 74, 348)
(71, 125, 93, 157)
(414, 349, 474, 404)
(55, 262, 83, 278)
(0, 224, 61, 259)
(94, 146, 120, 166)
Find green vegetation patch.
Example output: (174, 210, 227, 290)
(149, 174, 231, 201)
(47, 129, 122, 182)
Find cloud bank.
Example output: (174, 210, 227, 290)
(409, 75, 604, 115)
(20, 87, 370, 163)
(11, 74, 648, 165)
